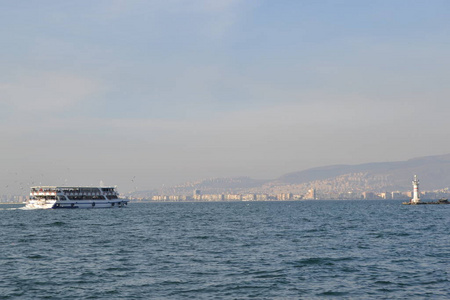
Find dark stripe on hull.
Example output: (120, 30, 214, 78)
(53, 205, 79, 209)
(51, 202, 128, 209)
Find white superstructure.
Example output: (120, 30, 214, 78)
(25, 186, 128, 209)
(411, 175, 421, 204)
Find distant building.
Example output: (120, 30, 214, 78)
(362, 192, 377, 200)
(192, 189, 201, 200)
(277, 193, 293, 200)
(200, 194, 224, 201)
(304, 189, 316, 200)
(225, 194, 242, 201)
(256, 194, 269, 201)
(391, 191, 402, 199)
(378, 192, 390, 199)
(152, 195, 169, 201)
(242, 194, 256, 201)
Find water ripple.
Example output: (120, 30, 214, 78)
(0, 201, 449, 299)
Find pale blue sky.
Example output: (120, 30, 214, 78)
(1, 0, 450, 194)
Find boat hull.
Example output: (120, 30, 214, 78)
(26, 199, 128, 209)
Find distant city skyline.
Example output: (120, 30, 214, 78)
(1, 1, 450, 195)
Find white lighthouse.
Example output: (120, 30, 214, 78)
(411, 175, 421, 204)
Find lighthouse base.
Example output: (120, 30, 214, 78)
(402, 199, 449, 205)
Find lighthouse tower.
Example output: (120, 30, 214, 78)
(411, 175, 421, 204)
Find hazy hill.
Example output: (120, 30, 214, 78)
(131, 154, 450, 197)
(276, 154, 450, 191)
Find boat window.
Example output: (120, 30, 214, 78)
(39, 196, 57, 200)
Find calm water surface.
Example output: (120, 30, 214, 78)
(0, 201, 448, 299)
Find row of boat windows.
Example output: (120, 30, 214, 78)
(62, 188, 116, 194)
(31, 188, 117, 193)
(32, 195, 119, 200)
(66, 196, 107, 200)
(31, 188, 55, 193)
(64, 195, 119, 200)
(31, 196, 57, 200)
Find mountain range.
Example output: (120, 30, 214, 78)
(132, 153, 450, 197)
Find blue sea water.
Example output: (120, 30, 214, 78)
(0, 200, 448, 299)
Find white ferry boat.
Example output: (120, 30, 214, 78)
(25, 186, 128, 209)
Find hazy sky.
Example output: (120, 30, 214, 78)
(1, 0, 450, 194)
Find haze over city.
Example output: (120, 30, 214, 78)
(1, 0, 450, 195)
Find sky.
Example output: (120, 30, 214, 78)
(1, 0, 450, 195)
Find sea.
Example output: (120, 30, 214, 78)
(0, 200, 448, 299)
